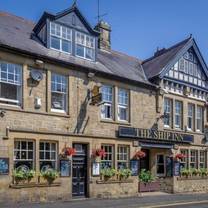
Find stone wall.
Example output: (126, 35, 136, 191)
(90, 177, 139, 198)
(174, 177, 208, 193)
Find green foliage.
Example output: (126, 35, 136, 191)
(41, 169, 59, 184)
(26, 170, 36, 181)
(200, 168, 208, 176)
(118, 169, 132, 179)
(13, 169, 35, 183)
(139, 169, 155, 183)
(180, 168, 191, 177)
(100, 168, 117, 178)
(190, 168, 201, 176)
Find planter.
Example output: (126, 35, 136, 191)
(138, 181, 160, 192)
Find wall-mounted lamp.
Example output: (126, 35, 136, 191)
(88, 72, 95, 79)
(35, 59, 44, 67)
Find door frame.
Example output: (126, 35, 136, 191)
(72, 143, 89, 198)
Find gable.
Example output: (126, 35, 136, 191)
(56, 11, 89, 34)
(164, 47, 208, 89)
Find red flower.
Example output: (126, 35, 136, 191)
(134, 150, 146, 159)
(64, 147, 76, 156)
(92, 149, 106, 158)
(175, 153, 186, 160)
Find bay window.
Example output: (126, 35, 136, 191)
(117, 145, 129, 169)
(39, 141, 57, 171)
(51, 73, 67, 112)
(101, 144, 114, 168)
(118, 88, 128, 121)
(190, 150, 197, 168)
(14, 140, 34, 170)
(175, 100, 182, 129)
(50, 22, 72, 53)
(0, 62, 22, 106)
(180, 149, 188, 169)
(196, 106, 204, 132)
(187, 104, 194, 130)
(75, 32, 95, 61)
(199, 151, 206, 168)
(164, 98, 172, 127)
(101, 85, 113, 119)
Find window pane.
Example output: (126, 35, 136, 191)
(51, 36, 61, 50)
(62, 40, 71, 53)
(51, 93, 66, 110)
(86, 48, 94, 60)
(76, 45, 85, 57)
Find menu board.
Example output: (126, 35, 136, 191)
(166, 156, 173, 177)
(173, 161, 181, 176)
(92, 162, 100, 176)
(0, 158, 9, 175)
(60, 159, 71, 177)
(130, 160, 139, 176)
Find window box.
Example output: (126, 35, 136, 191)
(96, 179, 133, 184)
(138, 181, 160, 192)
(9, 181, 61, 189)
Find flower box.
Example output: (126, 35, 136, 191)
(138, 181, 160, 192)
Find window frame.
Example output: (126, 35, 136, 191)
(50, 22, 72, 54)
(117, 145, 129, 169)
(199, 150, 206, 169)
(190, 150, 198, 169)
(117, 88, 129, 122)
(175, 100, 183, 129)
(156, 154, 165, 177)
(0, 61, 23, 106)
(51, 73, 68, 113)
(13, 140, 35, 170)
(187, 103, 195, 131)
(101, 85, 113, 120)
(101, 144, 114, 169)
(196, 105, 204, 132)
(164, 98, 172, 128)
(180, 149, 188, 169)
(75, 31, 95, 61)
(39, 141, 58, 171)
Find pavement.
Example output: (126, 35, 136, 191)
(1, 192, 208, 208)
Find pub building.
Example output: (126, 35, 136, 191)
(0, 2, 208, 203)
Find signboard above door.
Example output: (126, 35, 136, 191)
(118, 126, 194, 144)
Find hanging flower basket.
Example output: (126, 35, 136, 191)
(174, 153, 186, 161)
(134, 150, 146, 160)
(60, 147, 76, 158)
(92, 148, 106, 162)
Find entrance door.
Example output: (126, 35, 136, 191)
(140, 149, 150, 171)
(72, 144, 87, 197)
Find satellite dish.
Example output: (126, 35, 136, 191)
(30, 69, 43, 82)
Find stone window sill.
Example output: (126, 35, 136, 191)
(100, 119, 131, 126)
(96, 179, 133, 184)
(9, 182, 61, 189)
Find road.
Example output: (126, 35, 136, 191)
(1, 193, 208, 208)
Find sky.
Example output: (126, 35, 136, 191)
(1, 0, 208, 62)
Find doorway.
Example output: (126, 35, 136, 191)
(140, 149, 150, 171)
(72, 143, 88, 197)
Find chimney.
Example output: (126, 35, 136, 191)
(95, 21, 111, 51)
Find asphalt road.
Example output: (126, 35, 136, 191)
(1, 193, 208, 208)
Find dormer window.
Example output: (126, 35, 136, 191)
(75, 32, 95, 61)
(50, 22, 72, 53)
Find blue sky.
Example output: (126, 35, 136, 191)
(1, 0, 208, 62)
